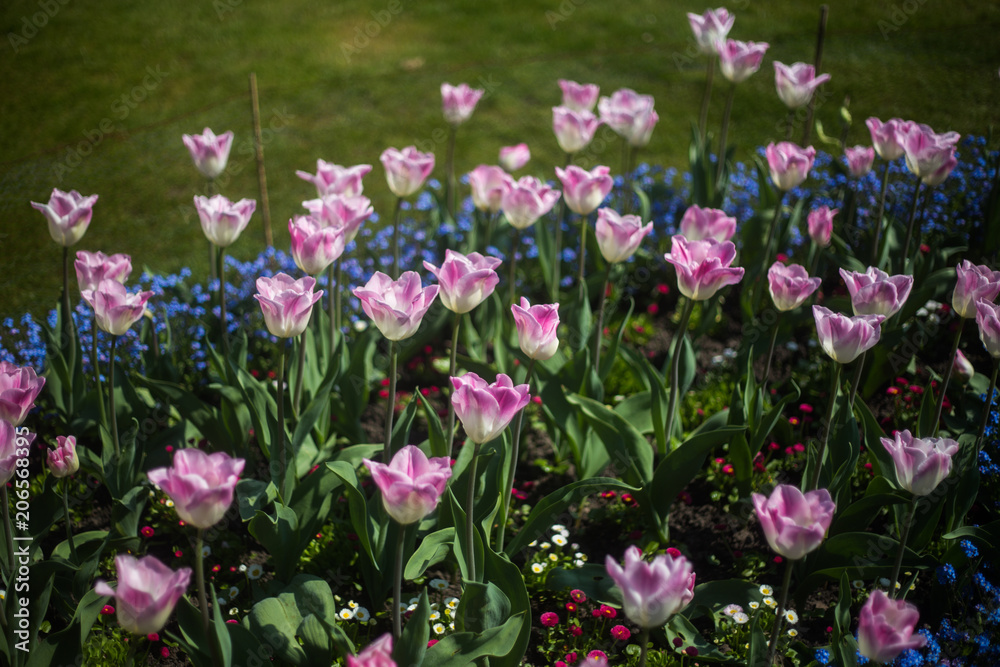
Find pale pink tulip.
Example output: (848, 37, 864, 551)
(839, 267, 914, 317)
(768, 262, 821, 312)
(954, 349, 975, 383)
(181, 128, 233, 180)
(450, 373, 529, 444)
(977, 299, 1000, 359)
(953, 260, 1000, 319)
(83, 280, 154, 337)
(605, 546, 696, 629)
(353, 272, 438, 341)
(773, 62, 830, 109)
(866, 117, 908, 161)
(857, 591, 927, 663)
(468, 165, 513, 214)
(94, 554, 192, 635)
(47, 435, 79, 478)
(254, 273, 323, 338)
(664, 235, 744, 301)
(75, 251, 132, 293)
(511, 298, 560, 361)
(595, 208, 652, 264)
(807, 206, 837, 247)
(423, 250, 502, 314)
(0, 421, 29, 484)
(552, 106, 601, 155)
(555, 165, 614, 216)
(752, 485, 835, 560)
(302, 194, 374, 243)
(380, 146, 435, 198)
(147, 448, 245, 529)
(347, 634, 395, 667)
(679, 205, 736, 242)
(598, 88, 658, 147)
(296, 161, 372, 198)
(31, 188, 99, 247)
(0, 362, 46, 427)
(363, 445, 452, 525)
(288, 215, 346, 276)
(193, 194, 256, 248)
(441, 82, 484, 125)
(499, 143, 530, 171)
(718, 39, 769, 83)
(501, 176, 561, 230)
(766, 142, 816, 191)
(881, 429, 959, 496)
(845, 145, 875, 178)
(812, 305, 884, 364)
(558, 79, 600, 112)
(688, 8, 734, 55)
(901, 123, 960, 187)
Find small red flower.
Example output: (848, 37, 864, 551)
(147, 633, 159, 642)
(666, 547, 682, 558)
(774, 556, 783, 563)
(647, 303, 659, 315)
(793, 443, 805, 453)
(673, 638, 684, 648)
(101, 605, 115, 616)
(588, 650, 608, 661)
(722, 464, 734, 475)
(657, 284, 669, 294)
(611, 625, 631, 641)
(788, 417, 800, 426)
(685, 647, 699, 657)
(540, 612, 559, 627)
(887, 386, 900, 396)
(566, 602, 578, 613)
(599, 604, 617, 619)
(565, 652, 578, 664)
(160, 648, 170, 658)
(799, 403, 814, 413)
(378, 389, 389, 399)
(140, 526, 154, 538)
(776, 253, 788, 262)
(174, 550, 183, 558)
(380, 378, 391, 387)
(570, 589, 587, 603)
(570, 624, 583, 637)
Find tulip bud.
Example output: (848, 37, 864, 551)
(48, 435, 79, 478)
(182, 127, 233, 180)
(558, 79, 600, 112)
(0, 361, 46, 427)
(498, 144, 531, 171)
(766, 142, 816, 192)
(812, 306, 884, 365)
(768, 262, 821, 312)
(450, 373, 529, 444)
(441, 82, 484, 125)
(511, 298, 560, 361)
(773, 62, 830, 110)
(976, 299, 1000, 359)
(595, 208, 652, 264)
(380, 146, 435, 198)
(807, 206, 836, 247)
(881, 429, 959, 496)
(555, 165, 614, 216)
(752, 485, 835, 560)
(718, 39, 769, 83)
(664, 235, 744, 301)
(605, 546, 696, 629)
(31, 188, 99, 247)
(94, 554, 192, 635)
(953, 349, 975, 383)
(254, 273, 323, 339)
(363, 446, 452, 526)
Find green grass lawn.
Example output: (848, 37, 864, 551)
(1, 0, 997, 318)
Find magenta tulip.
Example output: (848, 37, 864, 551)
(952, 260, 1000, 319)
(468, 165, 513, 214)
(441, 82, 484, 125)
(450, 372, 529, 444)
(839, 267, 914, 317)
(302, 194, 374, 243)
(598, 88, 658, 147)
(766, 142, 816, 191)
(773, 62, 830, 110)
(182, 127, 233, 180)
(807, 206, 836, 247)
(0, 421, 29, 484)
(858, 590, 927, 663)
(511, 297, 560, 361)
(363, 445, 452, 525)
(664, 235, 744, 301)
(845, 145, 876, 178)
(901, 123, 960, 187)
(501, 176, 561, 230)
(768, 262, 821, 312)
(47, 435, 79, 478)
(254, 273, 323, 338)
(347, 634, 395, 667)
(718, 39, 769, 83)
(94, 554, 192, 635)
(866, 117, 908, 161)
(688, 7, 734, 55)
(31, 188, 99, 247)
(555, 165, 614, 216)
(595, 208, 652, 264)
(380, 146, 435, 198)
(296, 160, 372, 198)
(288, 215, 346, 276)
(558, 79, 600, 112)
(679, 205, 736, 242)
(552, 106, 601, 155)
(193, 194, 256, 248)
(499, 143, 530, 171)
(954, 349, 975, 383)
(812, 306, 884, 364)
(75, 251, 132, 293)
(353, 272, 438, 341)
(147, 448, 245, 529)
(83, 280, 154, 337)
(0, 361, 46, 427)
(976, 299, 1000, 359)
(752, 485, 835, 560)
(605, 546, 696, 629)
(423, 250, 501, 314)
(881, 429, 959, 496)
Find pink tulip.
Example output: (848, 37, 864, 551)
(47, 435, 79, 478)
(866, 117, 908, 161)
(182, 127, 234, 180)
(555, 165, 614, 216)
(0, 361, 46, 427)
(901, 123, 960, 186)
(352, 272, 438, 341)
(499, 143, 531, 171)
(75, 251, 132, 293)
(595, 208, 653, 264)
(953, 349, 975, 383)
(881, 429, 959, 496)
(380, 146, 435, 198)
(468, 165, 514, 214)
(857, 590, 927, 663)
(347, 634, 395, 667)
(31, 188, 99, 247)
(450, 372, 529, 444)
(845, 145, 875, 178)
(807, 206, 837, 247)
(94, 554, 192, 635)
(605, 546, 696, 629)
(254, 273, 323, 338)
(773, 62, 831, 109)
(423, 250, 502, 314)
(952, 260, 1000, 319)
(664, 235, 744, 301)
(718, 39, 769, 83)
(812, 305, 884, 364)
(552, 106, 602, 155)
(302, 194, 374, 243)
(598, 89, 659, 147)
(558, 79, 600, 112)
(193, 194, 256, 248)
(766, 142, 816, 191)
(501, 176, 561, 230)
(688, 8, 734, 55)
(441, 82, 484, 125)
(976, 299, 1000, 359)
(511, 298, 560, 361)
(679, 205, 736, 242)
(296, 160, 372, 198)
(363, 445, 452, 525)
(752, 484, 835, 560)
(839, 267, 914, 317)
(768, 262, 821, 312)
(147, 448, 245, 529)
(83, 279, 154, 337)
(288, 215, 346, 276)
(0, 421, 29, 485)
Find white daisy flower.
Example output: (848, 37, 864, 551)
(202, 545, 212, 558)
(433, 623, 446, 635)
(449, 622, 455, 631)
(574, 552, 587, 561)
(784, 610, 798, 624)
(528, 540, 538, 547)
(787, 629, 798, 637)
(429, 578, 448, 591)
(540, 542, 551, 550)
(409, 597, 420, 605)
(229, 607, 239, 616)
(531, 563, 546, 573)
(430, 611, 441, 621)
(852, 580, 864, 589)
(348, 600, 359, 609)
(548, 554, 558, 562)
(722, 604, 742, 616)
(759, 585, 773, 596)
(239, 564, 247, 573)
(733, 612, 750, 624)
(445, 597, 459, 609)
(573, 559, 585, 567)
(228, 587, 239, 599)
(355, 608, 370, 622)
(749, 601, 760, 610)
(552, 535, 568, 547)
(247, 564, 264, 580)
(338, 608, 355, 620)
(165, 499, 174, 507)
(764, 597, 777, 608)
(551, 524, 566, 533)
(407, 604, 418, 612)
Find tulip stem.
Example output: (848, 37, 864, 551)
(293, 331, 307, 418)
(195, 530, 224, 667)
(766, 559, 795, 666)
(664, 298, 696, 453)
(576, 212, 589, 303)
(637, 627, 650, 667)
(62, 480, 78, 562)
(930, 320, 965, 437)
(849, 350, 867, 413)
(108, 335, 121, 459)
(392, 196, 403, 279)
(93, 313, 107, 432)
(328, 261, 337, 353)
(715, 83, 736, 188)
(900, 179, 922, 274)
(762, 312, 782, 387)
(593, 263, 614, 377)
(383, 341, 398, 461)
(392, 522, 407, 641)
(497, 359, 535, 554)
(277, 342, 290, 502)
(446, 314, 462, 460)
(446, 125, 457, 221)
(889, 496, 917, 599)
(2, 486, 14, 576)
(551, 152, 572, 302)
(62, 245, 74, 351)
(808, 362, 842, 491)
(509, 229, 521, 306)
(757, 192, 787, 312)
(698, 57, 715, 144)
(217, 246, 230, 362)
(976, 359, 999, 449)
(871, 161, 892, 266)
(465, 441, 482, 583)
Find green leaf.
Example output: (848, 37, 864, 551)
(566, 392, 653, 486)
(405, 527, 455, 580)
(599, 297, 635, 382)
(416, 388, 448, 457)
(327, 461, 379, 572)
(394, 588, 430, 666)
(457, 582, 511, 633)
(248, 503, 299, 583)
(246, 596, 308, 665)
(423, 613, 526, 667)
(665, 613, 733, 662)
(211, 583, 233, 667)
